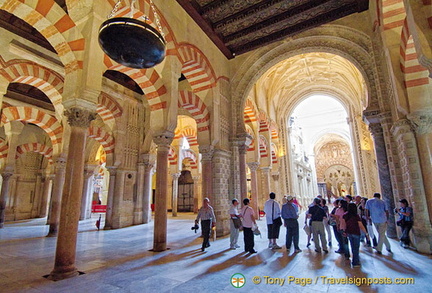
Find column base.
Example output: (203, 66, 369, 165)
(46, 266, 80, 281)
(152, 242, 167, 252)
(413, 234, 432, 254)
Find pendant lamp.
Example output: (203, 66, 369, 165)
(98, 0, 166, 69)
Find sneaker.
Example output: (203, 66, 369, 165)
(315, 249, 322, 253)
(272, 245, 282, 249)
(235, 244, 241, 248)
(295, 249, 302, 253)
(249, 250, 257, 254)
(230, 246, 236, 250)
(268, 243, 273, 249)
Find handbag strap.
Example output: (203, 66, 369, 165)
(272, 201, 274, 220)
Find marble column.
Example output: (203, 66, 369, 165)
(0, 172, 13, 228)
(192, 175, 201, 213)
(247, 162, 260, 216)
(104, 166, 116, 230)
(271, 173, 280, 199)
(80, 167, 95, 220)
(407, 112, 432, 223)
(48, 108, 95, 280)
(239, 144, 248, 200)
(199, 145, 214, 203)
(32, 172, 43, 218)
(368, 122, 397, 238)
(391, 119, 432, 253)
(142, 156, 155, 224)
(47, 157, 67, 236)
(134, 162, 145, 225)
(153, 134, 173, 252)
(39, 175, 53, 218)
(171, 172, 181, 217)
(261, 167, 271, 202)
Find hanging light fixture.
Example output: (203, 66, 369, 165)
(98, 0, 166, 69)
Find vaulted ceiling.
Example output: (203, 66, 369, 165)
(176, 0, 369, 59)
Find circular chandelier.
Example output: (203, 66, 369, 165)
(98, 0, 166, 69)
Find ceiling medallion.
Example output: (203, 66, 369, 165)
(98, 0, 166, 69)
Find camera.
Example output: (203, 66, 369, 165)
(191, 224, 199, 233)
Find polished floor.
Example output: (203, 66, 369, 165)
(1, 213, 431, 293)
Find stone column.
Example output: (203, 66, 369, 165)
(104, 166, 116, 229)
(142, 155, 155, 224)
(271, 173, 280, 198)
(261, 167, 271, 203)
(407, 112, 432, 223)
(247, 162, 260, 216)
(48, 108, 95, 280)
(134, 162, 145, 225)
(47, 157, 67, 236)
(171, 172, 181, 217)
(192, 175, 201, 213)
(80, 167, 95, 220)
(0, 172, 13, 228)
(239, 143, 248, 200)
(391, 119, 432, 253)
(199, 145, 214, 202)
(368, 122, 397, 238)
(153, 133, 173, 252)
(32, 172, 43, 218)
(39, 175, 53, 218)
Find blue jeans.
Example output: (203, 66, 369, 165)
(348, 234, 361, 265)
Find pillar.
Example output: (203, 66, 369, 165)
(0, 172, 13, 228)
(47, 157, 67, 236)
(142, 155, 155, 224)
(239, 143, 248, 200)
(199, 145, 214, 202)
(368, 122, 397, 237)
(192, 175, 201, 213)
(39, 175, 53, 218)
(391, 119, 432, 253)
(407, 112, 432, 223)
(104, 166, 116, 229)
(247, 162, 260, 216)
(80, 167, 95, 220)
(153, 133, 173, 252)
(48, 107, 95, 280)
(134, 162, 145, 225)
(261, 167, 271, 203)
(171, 172, 181, 217)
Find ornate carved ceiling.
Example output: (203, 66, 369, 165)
(176, 0, 369, 59)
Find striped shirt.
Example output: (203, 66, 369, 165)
(196, 206, 216, 222)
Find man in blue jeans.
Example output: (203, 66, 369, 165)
(281, 195, 302, 253)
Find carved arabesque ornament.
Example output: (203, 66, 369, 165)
(407, 112, 432, 135)
(65, 108, 96, 128)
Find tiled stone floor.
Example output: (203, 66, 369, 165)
(0, 213, 431, 292)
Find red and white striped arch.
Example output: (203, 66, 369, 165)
(16, 142, 53, 164)
(271, 143, 278, 166)
(0, 58, 64, 112)
(181, 149, 198, 169)
(183, 127, 198, 147)
(259, 135, 268, 158)
(178, 90, 210, 132)
(0, 138, 7, 160)
(0, 0, 85, 72)
(173, 128, 182, 140)
(107, 0, 176, 56)
(168, 146, 178, 166)
(178, 43, 216, 92)
(382, 0, 405, 30)
(88, 126, 115, 154)
(244, 98, 258, 124)
(1, 106, 62, 148)
(104, 63, 168, 111)
(258, 111, 270, 133)
(269, 121, 279, 140)
(400, 19, 430, 89)
(246, 125, 255, 152)
(97, 92, 123, 122)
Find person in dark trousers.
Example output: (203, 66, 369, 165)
(195, 197, 216, 252)
(263, 192, 282, 249)
(395, 198, 413, 248)
(240, 198, 257, 254)
(281, 195, 302, 253)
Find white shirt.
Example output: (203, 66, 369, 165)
(263, 199, 281, 224)
(228, 205, 239, 218)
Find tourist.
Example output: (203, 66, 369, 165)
(365, 193, 391, 254)
(281, 195, 302, 253)
(395, 198, 413, 248)
(263, 192, 282, 249)
(240, 198, 257, 254)
(307, 198, 328, 253)
(229, 198, 241, 250)
(195, 198, 216, 252)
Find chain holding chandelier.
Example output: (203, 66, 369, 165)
(98, 0, 166, 69)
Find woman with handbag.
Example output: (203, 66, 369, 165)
(229, 198, 241, 250)
(241, 198, 257, 254)
(395, 199, 413, 248)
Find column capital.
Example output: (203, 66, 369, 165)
(260, 166, 271, 173)
(54, 157, 67, 171)
(271, 173, 279, 181)
(1, 171, 13, 181)
(407, 111, 432, 135)
(368, 123, 383, 138)
(199, 145, 214, 161)
(153, 131, 174, 148)
(106, 166, 117, 176)
(64, 107, 96, 128)
(171, 172, 181, 180)
(192, 175, 200, 181)
(391, 119, 413, 138)
(247, 162, 260, 171)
